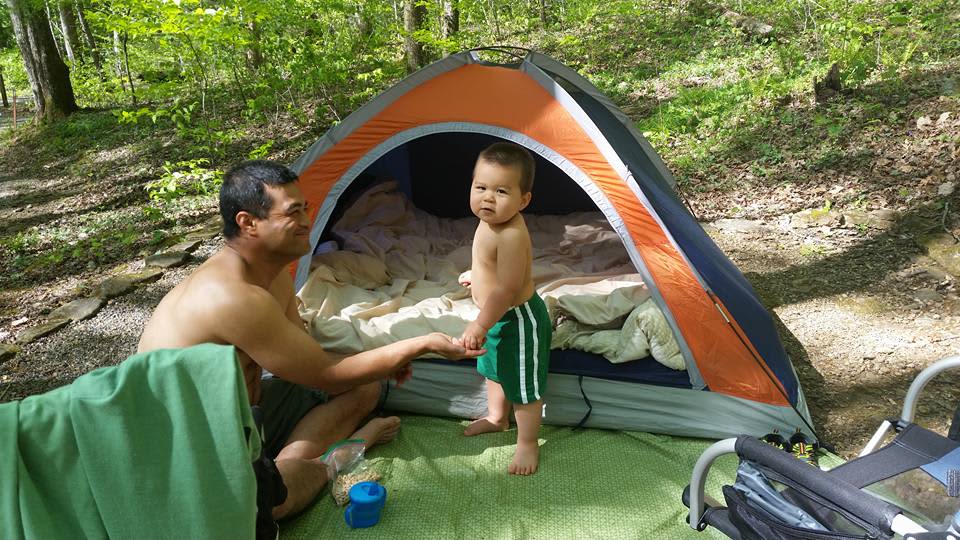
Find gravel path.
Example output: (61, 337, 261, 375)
(0, 238, 222, 402)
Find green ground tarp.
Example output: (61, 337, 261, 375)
(282, 415, 746, 539)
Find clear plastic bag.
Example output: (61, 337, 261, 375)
(321, 439, 381, 505)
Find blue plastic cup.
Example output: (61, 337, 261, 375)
(344, 481, 386, 528)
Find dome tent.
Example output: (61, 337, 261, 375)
(289, 47, 814, 441)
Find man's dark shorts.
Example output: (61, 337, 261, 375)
(259, 377, 329, 459)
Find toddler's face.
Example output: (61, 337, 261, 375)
(469, 160, 531, 225)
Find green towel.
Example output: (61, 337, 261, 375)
(1, 343, 259, 540)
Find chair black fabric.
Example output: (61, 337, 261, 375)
(829, 423, 960, 488)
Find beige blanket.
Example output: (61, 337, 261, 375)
(298, 181, 684, 370)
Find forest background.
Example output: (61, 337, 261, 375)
(0, 0, 959, 457)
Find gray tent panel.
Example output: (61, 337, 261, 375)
(386, 361, 813, 440)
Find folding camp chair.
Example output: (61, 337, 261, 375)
(683, 355, 960, 539)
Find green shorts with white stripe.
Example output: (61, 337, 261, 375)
(477, 292, 552, 404)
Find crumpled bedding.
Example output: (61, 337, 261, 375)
(298, 181, 684, 370)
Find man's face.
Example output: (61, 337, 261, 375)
(257, 183, 312, 257)
(469, 160, 531, 226)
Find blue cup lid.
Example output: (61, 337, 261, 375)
(349, 481, 386, 504)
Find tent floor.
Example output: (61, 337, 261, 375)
(281, 414, 747, 539)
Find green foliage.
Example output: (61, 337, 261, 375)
(248, 140, 273, 160)
(0, 0, 956, 208)
(0, 48, 27, 90)
(114, 107, 152, 125)
(0, 213, 147, 282)
(146, 158, 222, 201)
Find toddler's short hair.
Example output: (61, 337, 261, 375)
(477, 142, 536, 193)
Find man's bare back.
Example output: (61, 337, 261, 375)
(138, 248, 295, 404)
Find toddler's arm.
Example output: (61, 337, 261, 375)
(461, 228, 528, 349)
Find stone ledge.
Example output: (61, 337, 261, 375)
(16, 319, 70, 344)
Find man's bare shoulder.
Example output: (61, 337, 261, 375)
(139, 253, 276, 350)
(156, 253, 280, 329)
(185, 254, 268, 302)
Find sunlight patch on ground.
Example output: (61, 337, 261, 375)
(89, 146, 135, 165)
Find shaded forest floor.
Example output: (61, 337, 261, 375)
(2, 19, 960, 457)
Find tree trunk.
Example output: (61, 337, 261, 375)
(353, 3, 373, 42)
(441, 0, 459, 41)
(44, 1, 64, 59)
(120, 31, 136, 104)
(112, 30, 125, 91)
(403, 0, 425, 74)
(6, 0, 78, 122)
(58, 2, 81, 64)
(0, 67, 8, 107)
(76, 1, 103, 75)
(245, 21, 263, 71)
(486, 0, 501, 41)
(538, 0, 549, 27)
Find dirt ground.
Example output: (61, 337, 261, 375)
(704, 212, 959, 459)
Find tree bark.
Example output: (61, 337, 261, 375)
(245, 21, 263, 71)
(439, 0, 459, 57)
(353, 2, 372, 40)
(486, 0, 501, 41)
(112, 30, 125, 91)
(58, 1, 81, 64)
(75, 1, 103, 75)
(441, 0, 459, 40)
(0, 67, 8, 107)
(6, 0, 78, 122)
(44, 1, 64, 58)
(402, 0, 425, 74)
(538, 0, 549, 28)
(120, 30, 135, 104)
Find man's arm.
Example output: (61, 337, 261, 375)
(269, 270, 308, 331)
(215, 284, 479, 393)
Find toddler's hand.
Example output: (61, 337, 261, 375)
(460, 321, 487, 351)
(458, 270, 472, 288)
(425, 332, 484, 359)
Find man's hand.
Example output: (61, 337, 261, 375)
(458, 270, 471, 288)
(425, 332, 485, 359)
(460, 321, 487, 352)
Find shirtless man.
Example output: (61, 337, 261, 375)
(138, 160, 482, 520)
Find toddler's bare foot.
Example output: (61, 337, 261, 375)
(508, 441, 539, 475)
(351, 416, 401, 450)
(463, 416, 509, 436)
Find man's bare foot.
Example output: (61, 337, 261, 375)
(508, 441, 539, 475)
(350, 416, 401, 451)
(463, 416, 509, 436)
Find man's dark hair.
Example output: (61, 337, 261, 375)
(220, 160, 299, 239)
(477, 142, 536, 193)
